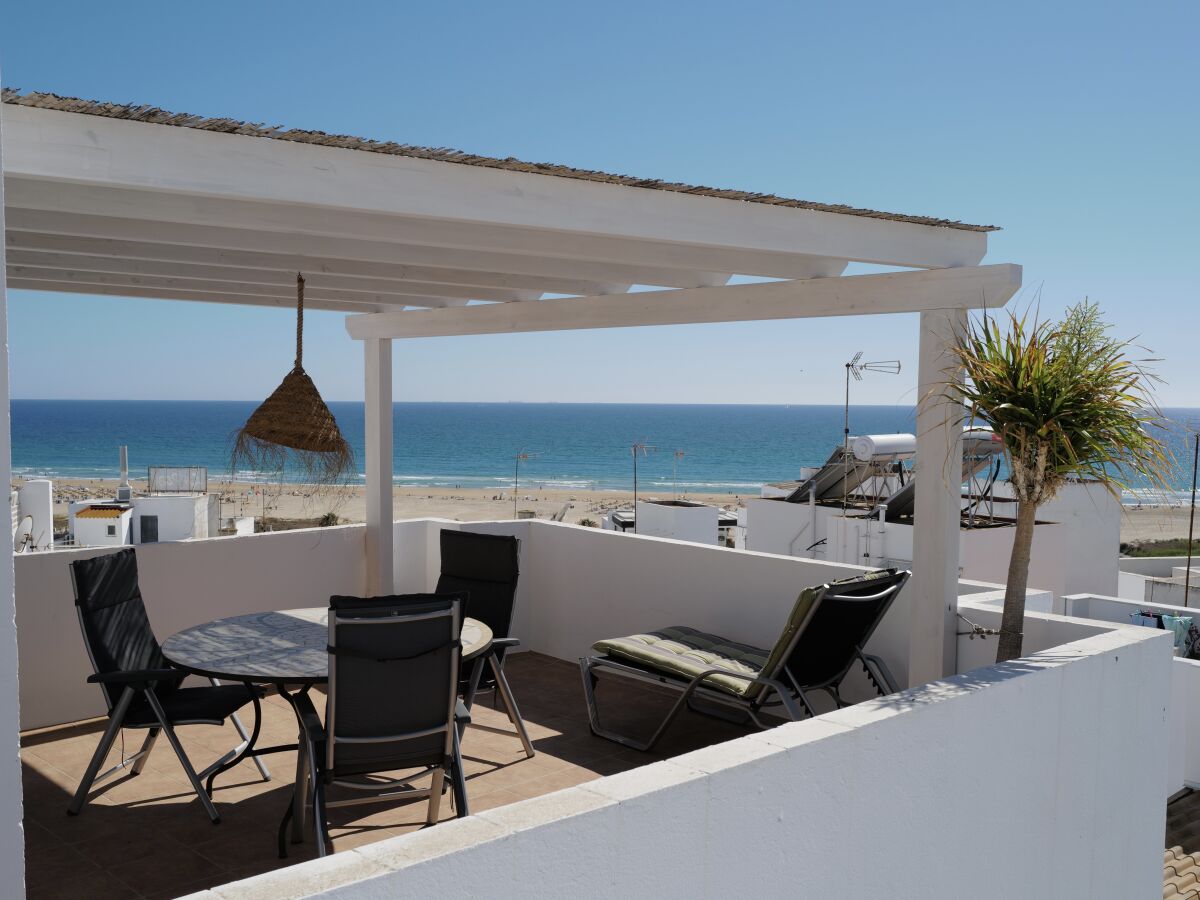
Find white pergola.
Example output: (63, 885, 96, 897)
(0, 94, 1021, 686)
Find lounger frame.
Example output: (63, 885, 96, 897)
(580, 572, 908, 752)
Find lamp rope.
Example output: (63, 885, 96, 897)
(295, 273, 304, 370)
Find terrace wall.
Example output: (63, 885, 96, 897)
(15, 525, 367, 730)
(188, 617, 1171, 900)
(13, 517, 1022, 731)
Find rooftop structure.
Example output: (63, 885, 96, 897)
(0, 89, 1173, 900)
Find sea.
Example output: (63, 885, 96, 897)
(10, 400, 1200, 501)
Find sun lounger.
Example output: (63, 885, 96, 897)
(579, 568, 910, 751)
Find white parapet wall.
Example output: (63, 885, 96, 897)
(16, 517, 1039, 731)
(1060, 592, 1200, 795)
(182, 617, 1171, 900)
(14, 525, 368, 730)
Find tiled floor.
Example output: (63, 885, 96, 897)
(20, 653, 755, 899)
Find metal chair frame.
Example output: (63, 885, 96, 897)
(66, 559, 269, 824)
(579, 572, 908, 752)
(279, 599, 469, 858)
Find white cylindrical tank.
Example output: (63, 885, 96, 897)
(17, 479, 54, 551)
(962, 427, 1003, 456)
(852, 434, 917, 462)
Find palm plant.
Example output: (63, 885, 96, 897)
(946, 301, 1173, 662)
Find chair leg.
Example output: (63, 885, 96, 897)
(579, 657, 691, 753)
(67, 687, 134, 816)
(463, 657, 485, 710)
(129, 727, 159, 776)
(450, 728, 470, 818)
(426, 767, 445, 825)
(490, 655, 534, 758)
(143, 689, 221, 824)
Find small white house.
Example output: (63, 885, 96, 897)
(603, 500, 738, 546)
(70, 505, 132, 547)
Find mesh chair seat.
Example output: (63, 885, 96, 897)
(67, 548, 270, 824)
(306, 700, 473, 779)
(124, 684, 263, 728)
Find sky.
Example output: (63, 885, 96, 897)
(1, 0, 1196, 407)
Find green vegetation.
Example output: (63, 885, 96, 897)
(946, 301, 1173, 662)
(1122, 538, 1199, 558)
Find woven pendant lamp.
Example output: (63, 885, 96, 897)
(231, 274, 354, 484)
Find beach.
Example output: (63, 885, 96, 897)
(37, 477, 746, 529)
(30, 476, 1195, 542)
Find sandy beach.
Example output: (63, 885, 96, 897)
(27, 476, 1195, 542)
(35, 477, 746, 529)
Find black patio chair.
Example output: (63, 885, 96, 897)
(579, 568, 910, 751)
(278, 593, 470, 858)
(67, 548, 269, 823)
(435, 529, 533, 758)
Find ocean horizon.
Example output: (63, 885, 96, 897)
(10, 399, 1199, 499)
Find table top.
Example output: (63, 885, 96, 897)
(162, 608, 492, 685)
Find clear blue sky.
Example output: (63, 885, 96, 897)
(2, 0, 1196, 406)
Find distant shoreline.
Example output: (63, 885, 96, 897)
(23, 475, 1194, 542)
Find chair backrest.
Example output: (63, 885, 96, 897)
(69, 548, 180, 712)
(751, 568, 910, 699)
(325, 593, 463, 777)
(434, 530, 520, 639)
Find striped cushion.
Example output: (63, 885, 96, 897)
(593, 626, 769, 697)
(593, 569, 897, 700)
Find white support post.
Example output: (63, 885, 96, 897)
(364, 338, 394, 596)
(909, 307, 967, 687)
(0, 63, 26, 891)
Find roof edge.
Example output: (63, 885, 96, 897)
(1, 90, 1000, 233)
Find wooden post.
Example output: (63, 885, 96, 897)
(909, 308, 966, 686)
(364, 338, 393, 595)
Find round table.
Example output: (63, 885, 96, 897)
(161, 608, 492, 840)
(162, 608, 493, 684)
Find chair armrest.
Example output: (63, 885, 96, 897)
(455, 699, 471, 725)
(87, 668, 179, 686)
(490, 637, 520, 649)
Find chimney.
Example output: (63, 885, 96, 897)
(117, 446, 133, 502)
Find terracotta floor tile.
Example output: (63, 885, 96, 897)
(24, 843, 101, 891)
(20, 652, 752, 896)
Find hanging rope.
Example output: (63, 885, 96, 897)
(230, 270, 354, 484)
(295, 273, 305, 371)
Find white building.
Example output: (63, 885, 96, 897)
(66, 451, 221, 548)
(741, 433, 1121, 599)
(603, 499, 737, 545)
(11, 478, 52, 552)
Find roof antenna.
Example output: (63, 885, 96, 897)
(843, 352, 901, 510)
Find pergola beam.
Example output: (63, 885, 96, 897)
(6, 257, 533, 304)
(5, 183, 864, 281)
(6, 233, 632, 296)
(7, 278, 387, 313)
(6, 212, 731, 290)
(346, 264, 1022, 340)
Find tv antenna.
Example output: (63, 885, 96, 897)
(671, 449, 686, 500)
(512, 449, 538, 518)
(630, 440, 658, 532)
(842, 352, 901, 509)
